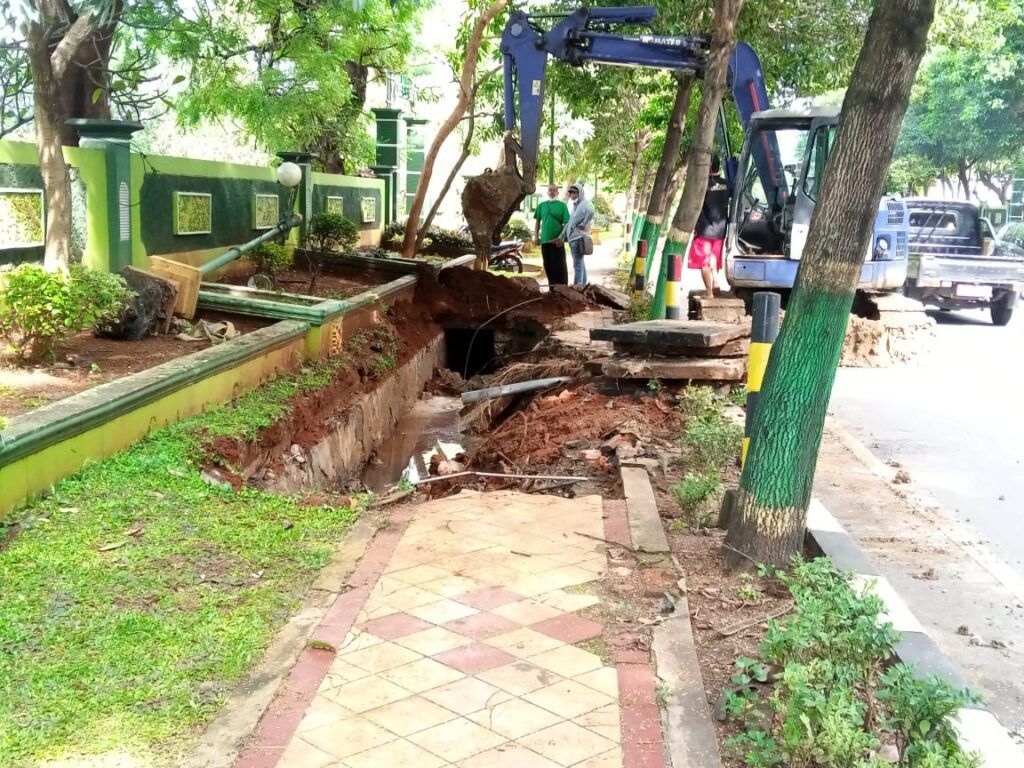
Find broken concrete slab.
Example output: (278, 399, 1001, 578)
(611, 336, 750, 359)
(591, 319, 749, 349)
(689, 293, 747, 324)
(620, 465, 670, 558)
(602, 355, 746, 382)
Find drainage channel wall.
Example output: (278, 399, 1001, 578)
(0, 253, 471, 517)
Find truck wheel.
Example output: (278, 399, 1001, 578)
(990, 291, 1018, 326)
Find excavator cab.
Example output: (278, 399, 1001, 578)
(726, 107, 910, 296)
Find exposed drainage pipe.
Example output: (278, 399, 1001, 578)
(413, 471, 586, 486)
(461, 376, 571, 404)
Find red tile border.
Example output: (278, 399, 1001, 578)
(233, 514, 409, 767)
(603, 498, 668, 768)
(531, 613, 604, 644)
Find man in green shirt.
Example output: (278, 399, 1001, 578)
(534, 184, 571, 286)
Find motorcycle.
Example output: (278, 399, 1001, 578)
(457, 224, 524, 273)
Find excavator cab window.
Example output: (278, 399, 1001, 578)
(802, 125, 836, 201)
(736, 125, 807, 255)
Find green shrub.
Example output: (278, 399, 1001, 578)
(679, 386, 743, 469)
(502, 217, 532, 242)
(245, 242, 293, 277)
(0, 264, 133, 363)
(308, 212, 359, 253)
(670, 470, 720, 513)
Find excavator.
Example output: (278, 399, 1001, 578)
(462, 5, 930, 357)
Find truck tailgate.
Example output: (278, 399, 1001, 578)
(910, 254, 1024, 286)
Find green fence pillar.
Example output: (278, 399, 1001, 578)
(277, 150, 312, 244)
(67, 118, 142, 273)
(405, 117, 428, 222)
(372, 107, 402, 223)
(370, 166, 395, 228)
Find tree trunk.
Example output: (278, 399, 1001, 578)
(725, 0, 935, 569)
(636, 74, 694, 273)
(651, 0, 745, 319)
(403, 0, 508, 260)
(958, 159, 971, 200)
(660, 159, 686, 218)
(59, 19, 116, 146)
(417, 110, 477, 250)
(623, 131, 647, 236)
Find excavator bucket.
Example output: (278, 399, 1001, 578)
(462, 134, 534, 269)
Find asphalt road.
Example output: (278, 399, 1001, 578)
(829, 306, 1024, 571)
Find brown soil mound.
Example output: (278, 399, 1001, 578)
(415, 266, 594, 325)
(469, 385, 679, 469)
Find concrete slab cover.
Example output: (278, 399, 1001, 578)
(590, 320, 749, 349)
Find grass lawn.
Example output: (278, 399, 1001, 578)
(0, 357, 366, 767)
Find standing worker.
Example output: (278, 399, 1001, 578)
(688, 155, 731, 298)
(534, 184, 571, 286)
(559, 182, 595, 285)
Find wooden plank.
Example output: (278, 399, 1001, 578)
(149, 256, 203, 319)
(590, 319, 749, 349)
(601, 355, 746, 381)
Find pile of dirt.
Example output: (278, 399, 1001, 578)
(415, 266, 596, 325)
(203, 301, 441, 486)
(468, 385, 679, 470)
(840, 311, 936, 368)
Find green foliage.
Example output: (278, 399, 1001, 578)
(307, 212, 358, 254)
(245, 242, 292, 278)
(671, 470, 721, 517)
(174, 193, 212, 234)
(680, 386, 743, 469)
(502, 217, 532, 241)
(0, 265, 133, 363)
(728, 384, 748, 408)
(723, 557, 981, 768)
(0, 191, 43, 247)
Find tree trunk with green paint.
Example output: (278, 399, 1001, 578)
(725, 0, 936, 568)
(638, 74, 694, 279)
(631, 163, 654, 250)
(651, 0, 743, 320)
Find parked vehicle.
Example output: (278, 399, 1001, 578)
(726, 107, 910, 303)
(488, 240, 524, 273)
(903, 199, 1024, 326)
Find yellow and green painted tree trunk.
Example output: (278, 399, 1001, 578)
(725, 0, 936, 568)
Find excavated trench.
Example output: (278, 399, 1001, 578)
(201, 266, 610, 498)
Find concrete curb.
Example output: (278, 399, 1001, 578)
(806, 497, 1024, 767)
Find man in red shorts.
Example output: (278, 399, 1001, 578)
(688, 155, 731, 297)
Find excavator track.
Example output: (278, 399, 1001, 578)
(840, 291, 934, 367)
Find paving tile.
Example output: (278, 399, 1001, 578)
(420, 575, 482, 598)
(363, 695, 459, 736)
(380, 585, 444, 611)
(316, 660, 370, 693)
(342, 737, 448, 768)
(407, 717, 507, 763)
(301, 716, 395, 759)
(296, 696, 353, 734)
(524, 679, 615, 720)
(336, 628, 384, 654)
(505, 555, 566, 575)
(276, 736, 336, 768)
(379, 656, 466, 693)
(531, 614, 604, 645)
(493, 599, 565, 625)
(519, 720, 616, 766)
(574, 667, 620, 698)
(458, 744, 563, 768)
(421, 676, 510, 715)
(444, 612, 520, 640)
(362, 611, 434, 640)
(528, 646, 604, 677)
(575, 704, 621, 743)
(573, 746, 624, 767)
(407, 598, 479, 625)
(488, 627, 565, 658)
(542, 565, 601, 590)
(477, 661, 563, 696)
(389, 563, 452, 585)
(507, 575, 569, 597)
(339, 640, 422, 674)
(395, 625, 474, 655)
(466, 696, 564, 739)
(321, 675, 412, 713)
(458, 586, 524, 611)
(434, 642, 520, 675)
(536, 590, 601, 613)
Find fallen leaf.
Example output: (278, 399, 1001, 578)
(124, 525, 144, 537)
(98, 541, 128, 552)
